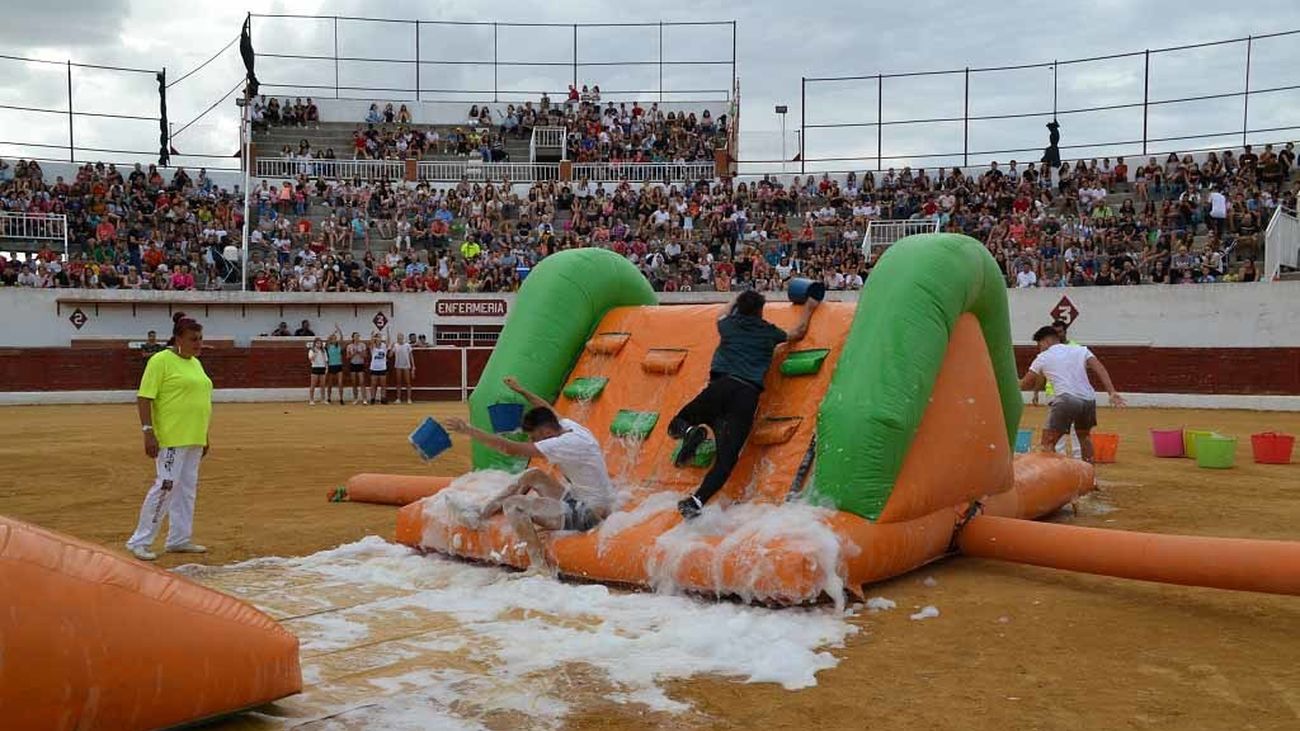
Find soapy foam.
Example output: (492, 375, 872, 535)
(195, 538, 856, 729)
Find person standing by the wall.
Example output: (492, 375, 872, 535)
(125, 312, 213, 561)
(345, 332, 369, 405)
(391, 333, 415, 405)
(367, 332, 391, 405)
(325, 325, 345, 405)
(307, 336, 328, 404)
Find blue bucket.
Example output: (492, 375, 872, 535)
(787, 277, 826, 305)
(409, 417, 452, 461)
(1014, 429, 1033, 453)
(487, 402, 525, 433)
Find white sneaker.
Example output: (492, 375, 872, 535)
(165, 542, 208, 554)
(128, 545, 157, 561)
(309, 400, 317, 405)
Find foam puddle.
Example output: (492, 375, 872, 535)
(180, 537, 856, 729)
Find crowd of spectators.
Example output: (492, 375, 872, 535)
(2, 140, 1295, 292)
(0, 159, 244, 289)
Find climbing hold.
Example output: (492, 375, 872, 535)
(609, 410, 659, 440)
(642, 349, 687, 375)
(671, 438, 717, 467)
(780, 349, 831, 376)
(752, 416, 803, 446)
(563, 377, 609, 402)
(586, 332, 631, 355)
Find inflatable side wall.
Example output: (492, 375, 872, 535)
(469, 248, 657, 471)
(813, 234, 1023, 520)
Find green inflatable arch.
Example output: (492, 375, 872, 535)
(469, 248, 657, 471)
(809, 234, 1022, 520)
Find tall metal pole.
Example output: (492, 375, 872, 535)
(658, 22, 663, 103)
(963, 67, 969, 168)
(493, 23, 499, 102)
(876, 74, 883, 172)
(799, 77, 806, 175)
(66, 61, 74, 162)
(730, 21, 737, 102)
(572, 25, 578, 89)
(240, 94, 252, 292)
(1051, 60, 1058, 116)
(779, 111, 787, 173)
(1242, 35, 1252, 146)
(333, 16, 340, 99)
(1142, 50, 1150, 155)
(414, 20, 420, 101)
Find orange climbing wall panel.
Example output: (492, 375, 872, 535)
(554, 302, 854, 501)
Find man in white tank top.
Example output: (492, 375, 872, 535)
(446, 376, 614, 573)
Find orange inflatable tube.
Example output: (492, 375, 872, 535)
(336, 473, 452, 505)
(0, 516, 301, 730)
(959, 514, 1300, 595)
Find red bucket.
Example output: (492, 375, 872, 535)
(1092, 432, 1120, 463)
(1251, 432, 1295, 465)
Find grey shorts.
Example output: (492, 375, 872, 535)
(562, 495, 603, 532)
(1046, 395, 1097, 433)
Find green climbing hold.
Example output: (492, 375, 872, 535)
(609, 409, 659, 439)
(672, 438, 717, 467)
(563, 377, 609, 401)
(780, 348, 831, 376)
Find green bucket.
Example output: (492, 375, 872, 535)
(1183, 429, 1214, 459)
(1194, 434, 1237, 469)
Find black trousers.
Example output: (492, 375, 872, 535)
(668, 374, 761, 504)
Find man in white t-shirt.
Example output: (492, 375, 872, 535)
(1019, 325, 1126, 462)
(1015, 261, 1038, 288)
(446, 376, 614, 572)
(1208, 186, 1228, 235)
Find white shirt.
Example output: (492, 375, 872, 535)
(1016, 270, 1038, 288)
(369, 343, 389, 371)
(1209, 191, 1227, 218)
(534, 418, 614, 512)
(1029, 344, 1096, 400)
(392, 342, 413, 369)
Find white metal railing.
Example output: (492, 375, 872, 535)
(417, 160, 559, 182)
(861, 218, 941, 258)
(0, 211, 68, 256)
(1263, 206, 1299, 282)
(255, 157, 404, 181)
(571, 161, 715, 183)
(530, 126, 567, 162)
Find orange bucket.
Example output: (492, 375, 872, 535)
(1091, 432, 1119, 463)
(1251, 433, 1295, 465)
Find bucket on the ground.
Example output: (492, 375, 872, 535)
(1184, 429, 1215, 459)
(487, 402, 525, 433)
(1250, 432, 1295, 465)
(1150, 428, 1185, 458)
(1194, 434, 1237, 469)
(1014, 429, 1034, 454)
(787, 277, 826, 305)
(409, 417, 452, 462)
(1092, 432, 1120, 463)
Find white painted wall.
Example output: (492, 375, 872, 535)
(3, 282, 1298, 348)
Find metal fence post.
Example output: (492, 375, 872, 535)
(876, 73, 883, 172)
(731, 21, 737, 102)
(800, 76, 806, 175)
(658, 21, 663, 103)
(66, 61, 74, 162)
(493, 23, 499, 102)
(414, 20, 420, 101)
(333, 16, 340, 99)
(963, 67, 969, 167)
(1142, 49, 1150, 156)
(572, 24, 578, 89)
(1242, 35, 1252, 146)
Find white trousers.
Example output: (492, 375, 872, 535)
(127, 446, 203, 550)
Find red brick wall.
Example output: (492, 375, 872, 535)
(1, 346, 1296, 396)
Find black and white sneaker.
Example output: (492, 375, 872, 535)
(674, 425, 707, 467)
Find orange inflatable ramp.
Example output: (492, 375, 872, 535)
(0, 516, 301, 730)
(335, 473, 452, 505)
(959, 514, 1300, 595)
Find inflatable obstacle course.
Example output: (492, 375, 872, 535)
(352, 239, 1300, 602)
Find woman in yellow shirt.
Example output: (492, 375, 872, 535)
(126, 312, 214, 561)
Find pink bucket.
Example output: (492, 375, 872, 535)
(1150, 428, 1184, 458)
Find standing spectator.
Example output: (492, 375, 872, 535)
(325, 326, 345, 404)
(345, 332, 369, 404)
(367, 333, 391, 405)
(307, 337, 328, 404)
(392, 333, 415, 404)
(125, 313, 212, 561)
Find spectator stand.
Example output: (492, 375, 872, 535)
(1, 211, 68, 258)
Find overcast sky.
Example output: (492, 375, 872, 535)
(2, 0, 1299, 175)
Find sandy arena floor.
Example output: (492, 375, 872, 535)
(2, 402, 1298, 730)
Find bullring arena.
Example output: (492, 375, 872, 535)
(2, 9, 1300, 731)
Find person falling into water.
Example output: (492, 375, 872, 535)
(445, 376, 614, 573)
(671, 289, 818, 520)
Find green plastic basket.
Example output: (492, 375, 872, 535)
(671, 438, 716, 467)
(610, 409, 659, 440)
(563, 377, 609, 401)
(1194, 434, 1237, 469)
(780, 348, 831, 377)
